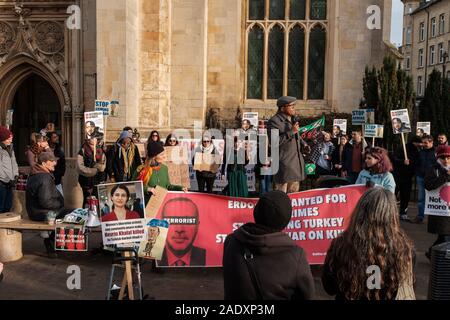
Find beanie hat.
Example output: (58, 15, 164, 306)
(118, 131, 133, 142)
(253, 191, 292, 231)
(0, 127, 13, 142)
(147, 141, 165, 159)
(436, 145, 450, 158)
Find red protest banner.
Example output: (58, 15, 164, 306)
(155, 185, 367, 267)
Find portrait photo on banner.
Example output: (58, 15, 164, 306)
(97, 181, 146, 222)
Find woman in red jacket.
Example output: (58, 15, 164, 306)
(101, 184, 141, 222)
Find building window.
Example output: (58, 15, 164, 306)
(431, 17, 436, 37)
(406, 26, 412, 45)
(439, 43, 444, 63)
(420, 22, 425, 42)
(419, 49, 424, 67)
(430, 45, 436, 65)
(246, 0, 328, 101)
(406, 56, 411, 70)
(439, 14, 445, 35)
(418, 76, 423, 96)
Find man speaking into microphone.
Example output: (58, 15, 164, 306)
(267, 96, 311, 194)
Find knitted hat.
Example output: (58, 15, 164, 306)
(436, 145, 450, 158)
(0, 127, 12, 142)
(118, 131, 133, 142)
(253, 191, 292, 231)
(147, 141, 164, 159)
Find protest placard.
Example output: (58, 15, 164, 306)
(193, 152, 222, 173)
(55, 225, 88, 252)
(164, 146, 190, 189)
(98, 182, 147, 246)
(391, 109, 412, 134)
(333, 119, 347, 137)
(242, 112, 259, 128)
(95, 100, 111, 116)
(352, 110, 367, 125)
(138, 219, 170, 260)
(366, 109, 375, 124)
(417, 122, 431, 135)
(84, 111, 105, 141)
(145, 186, 169, 219)
(364, 124, 384, 138)
(110, 100, 119, 117)
(425, 183, 450, 217)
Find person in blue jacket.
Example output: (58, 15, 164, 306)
(356, 147, 396, 194)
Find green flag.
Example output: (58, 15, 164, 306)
(298, 116, 325, 135)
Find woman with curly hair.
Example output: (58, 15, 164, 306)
(356, 147, 396, 193)
(322, 188, 416, 300)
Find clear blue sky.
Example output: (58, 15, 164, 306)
(391, 0, 404, 47)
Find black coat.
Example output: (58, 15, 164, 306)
(425, 163, 450, 235)
(26, 169, 64, 222)
(416, 148, 436, 178)
(51, 144, 66, 186)
(223, 224, 315, 300)
(106, 144, 142, 182)
(393, 142, 420, 179)
(341, 140, 367, 174)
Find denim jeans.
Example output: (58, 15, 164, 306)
(416, 176, 425, 219)
(259, 175, 273, 196)
(0, 183, 13, 213)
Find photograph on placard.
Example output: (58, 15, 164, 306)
(390, 109, 412, 134)
(84, 111, 105, 142)
(417, 122, 431, 136)
(333, 119, 348, 137)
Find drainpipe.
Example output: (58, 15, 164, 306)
(424, 7, 430, 90)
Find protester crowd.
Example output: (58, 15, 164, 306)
(0, 95, 448, 300)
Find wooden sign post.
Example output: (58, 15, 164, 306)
(118, 251, 135, 300)
(401, 133, 409, 161)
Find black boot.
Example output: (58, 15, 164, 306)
(43, 238, 58, 259)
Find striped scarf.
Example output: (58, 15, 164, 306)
(119, 143, 136, 177)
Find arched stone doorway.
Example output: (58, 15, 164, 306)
(11, 74, 61, 165)
(0, 56, 67, 165)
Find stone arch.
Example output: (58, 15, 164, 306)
(0, 55, 67, 124)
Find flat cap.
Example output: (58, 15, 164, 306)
(277, 96, 297, 108)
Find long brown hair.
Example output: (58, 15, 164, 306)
(324, 188, 414, 300)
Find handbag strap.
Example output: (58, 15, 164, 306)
(243, 247, 264, 300)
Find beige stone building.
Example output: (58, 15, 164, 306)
(0, 0, 399, 160)
(401, 0, 450, 98)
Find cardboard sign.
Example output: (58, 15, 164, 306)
(425, 183, 450, 217)
(193, 152, 221, 174)
(145, 186, 169, 219)
(55, 225, 88, 252)
(138, 219, 170, 260)
(333, 120, 347, 137)
(417, 122, 431, 135)
(164, 146, 191, 189)
(364, 124, 384, 138)
(95, 100, 111, 116)
(352, 110, 367, 125)
(391, 109, 412, 134)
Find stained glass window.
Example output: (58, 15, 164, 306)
(268, 25, 285, 99)
(249, 0, 265, 20)
(310, 0, 327, 20)
(269, 0, 285, 20)
(247, 26, 264, 99)
(290, 0, 306, 20)
(308, 26, 326, 99)
(288, 26, 305, 99)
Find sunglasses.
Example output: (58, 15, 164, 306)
(169, 139, 177, 142)
(203, 140, 211, 143)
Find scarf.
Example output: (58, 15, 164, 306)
(80, 142, 103, 165)
(119, 143, 136, 176)
(438, 159, 450, 171)
(30, 142, 44, 156)
(201, 143, 214, 154)
(136, 159, 161, 186)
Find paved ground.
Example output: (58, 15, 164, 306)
(0, 205, 436, 300)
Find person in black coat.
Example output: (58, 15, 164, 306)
(106, 131, 142, 182)
(393, 136, 421, 220)
(48, 132, 66, 190)
(223, 191, 315, 300)
(425, 145, 450, 259)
